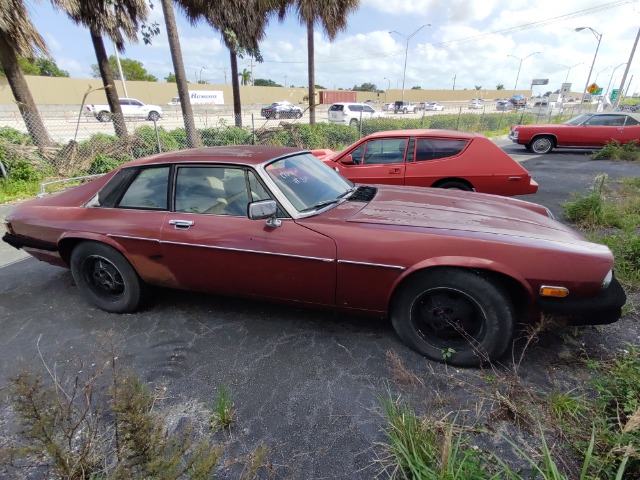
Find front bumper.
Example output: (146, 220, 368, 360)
(537, 275, 627, 326)
(508, 130, 519, 143)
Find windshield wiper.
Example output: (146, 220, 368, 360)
(300, 198, 341, 213)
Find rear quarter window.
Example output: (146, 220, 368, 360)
(329, 105, 344, 111)
(414, 138, 469, 161)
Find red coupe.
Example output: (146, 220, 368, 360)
(312, 129, 538, 196)
(509, 112, 640, 154)
(3, 146, 625, 366)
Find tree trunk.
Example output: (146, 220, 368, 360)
(307, 18, 316, 125)
(160, 0, 199, 148)
(90, 29, 127, 138)
(0, 32, 51, 149)
(229, 49, 242, 127)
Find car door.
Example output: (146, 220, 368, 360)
(128, 99, 145, 117)
(571, 114, 630, 146)
(333, 137, 408, 185)
(118, 99, 133, 117)
(160, 165, 337, 305)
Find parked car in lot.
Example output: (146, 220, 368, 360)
(260, 101, 303, 119)
(312, 129, 538, 196)
(328, 102, 380, 126)
(509, 112, 640, 154)
(468, 99, 484, 109)
(496, 100, 512, 111)
(2, 145, 625, 366)
(394, 101, 417, 114)
(86, 98, 163, 122)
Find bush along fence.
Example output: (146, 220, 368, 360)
(0, 107, 577, 188)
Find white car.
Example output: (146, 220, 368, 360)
(86, 98, 163, 122)
(468, 99, 484, 110)
(425, 102, 444, 111)
(328, 102, 380, 126)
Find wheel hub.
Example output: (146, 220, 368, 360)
(88, 258, 123, 295)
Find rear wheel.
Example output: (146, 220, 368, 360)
(436, 180, 473, 191)
(391, 268, 514, 366)
(148, 111, 160, 121)
(529, 135, 554, 154)
(97, 111, 111, 122)
(71, 242, 144, 313)
(296, 112, 302, 119)
(349, 119, 358, 127)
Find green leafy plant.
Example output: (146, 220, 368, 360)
(593, 140, 640, 161)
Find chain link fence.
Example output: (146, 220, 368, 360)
(0, 101, 597, 186)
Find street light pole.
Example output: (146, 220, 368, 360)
(383, 77, 390, 102)
(606, 63, 626, 99)
(507, 52, 540, 96)
(390, 25, 430, 102)
(614, 26, 640, 108)
(560, 62, 583, 84)
(575, 27, 602, 106)
(198, 66, 205, 84)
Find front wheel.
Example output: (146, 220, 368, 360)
(529, 136, 554, 154)
(391, 268, 514, 366)
(71, 242, 144, 313)
(296, 112, 302, 119)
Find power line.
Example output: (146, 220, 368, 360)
(263, 0, 635, 64)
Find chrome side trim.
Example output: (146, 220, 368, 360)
(107, 234, 161, 243)
(338, 259, 406, 270)
(162, 240, 334, 262)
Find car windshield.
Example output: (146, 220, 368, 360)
(265, 153, 354, 213)
(564, 114, 593, 125)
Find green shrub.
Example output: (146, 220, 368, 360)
(132, 125, 184, 158)
(200, 126, 253, 147)
(593, 140, 640, 161)
(7, 160, 43, 182)
(89, 154, 125, 174)
(0, 126, 32, 145)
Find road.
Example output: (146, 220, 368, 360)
(1, 146, 639, 479)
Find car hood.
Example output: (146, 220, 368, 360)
(343, 185, 583, 243)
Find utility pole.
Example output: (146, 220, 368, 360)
(223, 67, 228, 85)
(452, 74, 456, 90)
(284, 75, 287, 88)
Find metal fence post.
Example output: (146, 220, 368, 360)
(456, 106, 462, 130)
(153, 118, 162, 153)
(251, 113, 255, 144)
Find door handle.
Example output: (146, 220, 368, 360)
(389, 167, 402, 174)
(168, 219, 195, 230)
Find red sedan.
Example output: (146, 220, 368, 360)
(509, 112, 640, 154)
(3, 146, 625, 366)
(312, 129, 538, 196)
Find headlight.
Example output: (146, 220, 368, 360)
(602, 270, 613, 289)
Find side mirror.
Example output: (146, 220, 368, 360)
(248, 199, 281, 227)
(340, 154, 354, 165)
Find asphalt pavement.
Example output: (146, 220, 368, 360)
(2, 147, 640, 478)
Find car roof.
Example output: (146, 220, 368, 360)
(123, 145, 305, 168)
(363, 129, 484, 139)
(331, 102, 369, 106)
(598, 112, 640, 121)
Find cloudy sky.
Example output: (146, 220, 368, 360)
(27, 0, 640, 97)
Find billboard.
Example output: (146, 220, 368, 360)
(531, 79, 549, 85)
(189, 90, 224, 105)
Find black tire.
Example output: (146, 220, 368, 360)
(349, 118, 358, 127)
(97, 111, 111, 122)
(391, 268, 514, 367)
(436, 180, 473, 191)
(524, 144, 533, 152)
(70, 242, 144, 313)
(403, 108, 408, 114)
(148, 111, 160, 121)
(296, 112, 302, 119)
(529, 135, 554, 154)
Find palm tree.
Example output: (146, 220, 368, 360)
(160, 0, 199, 148)
(0, 0, 52, 149)
(176, 0, 281, 127)
(239, 68, 251, 86)
(286, 0, 360, 124)
(53, 0, 151, 138)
